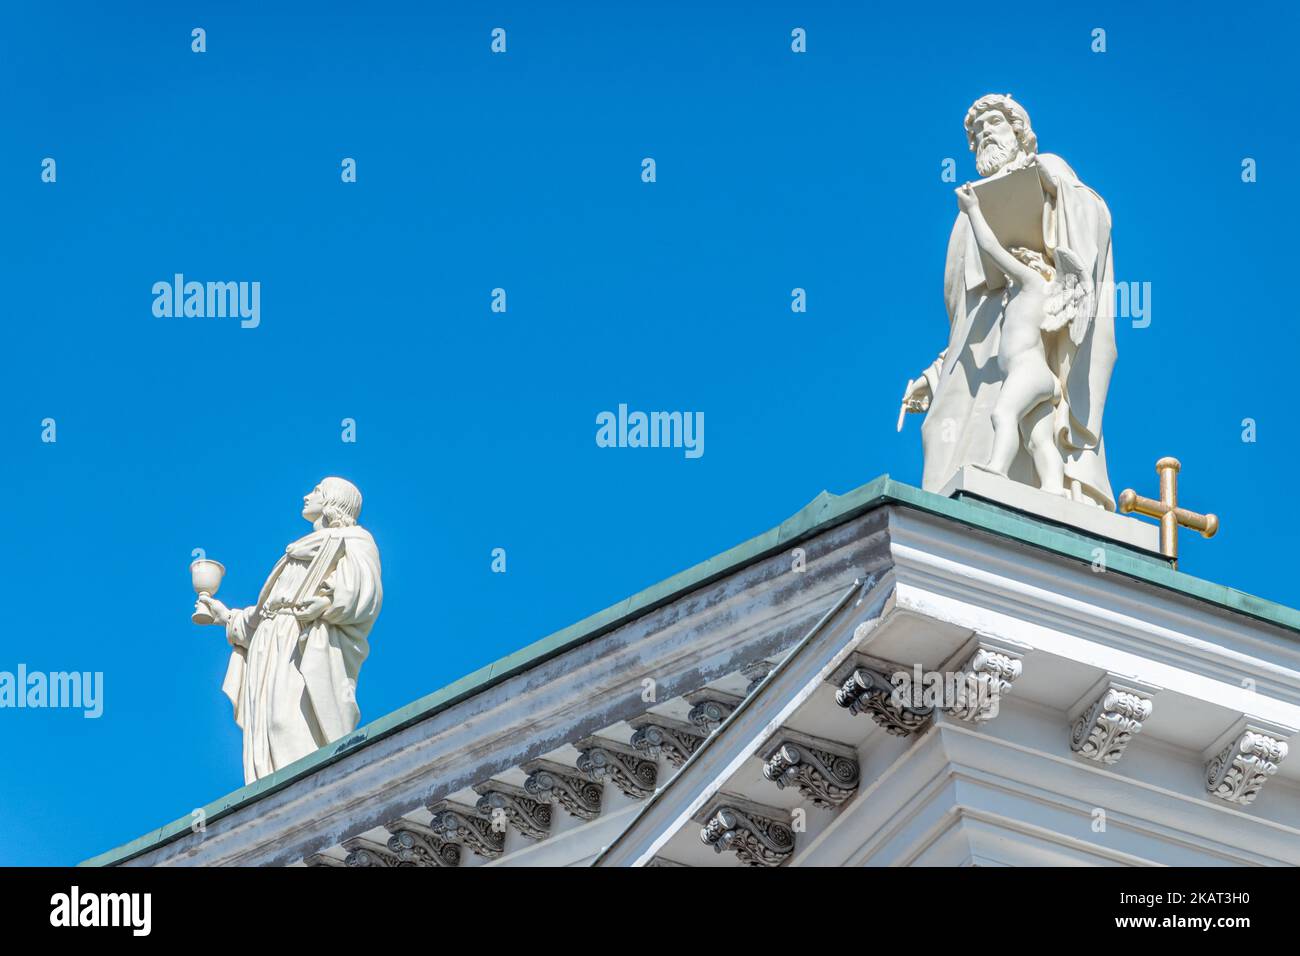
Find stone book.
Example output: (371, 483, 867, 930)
(292, 533, 345, 607)
(964, 162, 1046, 291)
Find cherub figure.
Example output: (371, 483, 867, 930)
(955, 181, 1092, 494)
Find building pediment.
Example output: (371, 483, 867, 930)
(86, 478, 1300, 868)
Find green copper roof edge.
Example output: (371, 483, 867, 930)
(81, 475, 1299, 867)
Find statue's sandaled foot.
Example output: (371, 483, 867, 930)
(970, 462, 1010, 479)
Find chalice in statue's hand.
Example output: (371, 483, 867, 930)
(191, 559, 227, 625)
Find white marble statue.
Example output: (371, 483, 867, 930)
(196, 478, 383, 784)
(901, 94, 1117, 508)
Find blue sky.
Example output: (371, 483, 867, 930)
(0, 1, 1294, 865)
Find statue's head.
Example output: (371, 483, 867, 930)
(303, 477, 363, 528)
(964, 94, 1037, 177)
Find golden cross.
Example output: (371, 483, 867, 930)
(1118, 457, 1218, 566)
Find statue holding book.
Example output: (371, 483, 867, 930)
(900, 94, 1117, 509)
(194, 477, 383, 784)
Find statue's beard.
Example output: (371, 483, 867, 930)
(975, 141, 1017, 177)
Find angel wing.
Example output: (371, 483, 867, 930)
(1039, 245, 1094, 346)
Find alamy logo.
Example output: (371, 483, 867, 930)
(595, 404, 704, 459)
(152, 274, 260, 328)
(50, 886, 151, 936)
(0, 665, 103, 718)
(890, 665, 1001, 718)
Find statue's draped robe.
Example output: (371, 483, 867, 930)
(920, 153, 1117, 508)
(222, 525, 382, 784)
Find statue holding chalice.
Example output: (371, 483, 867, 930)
(193, 477, 383, 784)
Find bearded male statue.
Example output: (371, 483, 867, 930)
(901, 94, 1117, 509)
(196, 477, 383, 784)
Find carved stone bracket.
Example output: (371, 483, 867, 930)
(1070, 680, 1154, 764)
(696, 795, 795, 867)
(629, 715, 705, 768)
(426, 800, 506, 859)
(304, 853, 347, 867)
(342, 837, 405, 868)
(832, 662, 933, 736)
(1205, 726, 1290, 806)
(473, 781, 553, 841)
(522, 759, 604, 821)
(575, 738, 659, 798)
(944, 646, 1023, 722)
(741, 659, 776, 695)
(385, 821, 462, 867)
(761, 731, 860, 808)
(685, 690, 742, 734)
